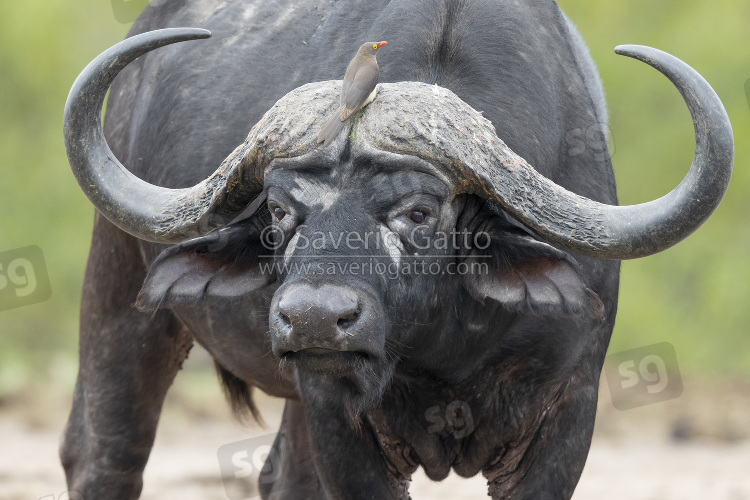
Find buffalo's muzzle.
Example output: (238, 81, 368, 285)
(270, 283, 384, 373)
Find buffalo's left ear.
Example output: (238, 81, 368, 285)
(136, 216, 275, 312)
(462, 236, 604, 319)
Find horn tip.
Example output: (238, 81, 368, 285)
(614, 44, 644, 56)
(178, 27, 212, 39)
(614, 44, 664, 66)
(169, 27, 212, 39)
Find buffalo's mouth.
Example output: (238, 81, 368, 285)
(285, 345, 396, 416)
(282, 348, 371, 376)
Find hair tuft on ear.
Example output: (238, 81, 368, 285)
(461, 211, 605, 319)
(136, 215, 276, 313)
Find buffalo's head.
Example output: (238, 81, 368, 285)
(64, 29, 732, 415)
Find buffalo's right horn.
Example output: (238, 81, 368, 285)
(64, 28, 266, 243)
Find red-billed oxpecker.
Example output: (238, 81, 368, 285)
(317, 41, 387, 146)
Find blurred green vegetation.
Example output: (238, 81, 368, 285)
(559, 0, 750, 376)
(0, 1, 747, 397)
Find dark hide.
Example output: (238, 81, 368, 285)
(62, 1, 621, 499)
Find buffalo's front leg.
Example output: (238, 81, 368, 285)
(60, 216, 191, 498)
(259, 400, 321, 499)
(485, 370, 599, 500)
(296, 373, 406, 500)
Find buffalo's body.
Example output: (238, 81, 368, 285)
(64, 0, 624, 498)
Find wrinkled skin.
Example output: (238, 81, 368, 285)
(61, 1, 620, 498)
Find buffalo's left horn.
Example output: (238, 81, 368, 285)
(484, 45, 734, 259)
(360, 46, 733, 260)
(64, 28, 265, 243)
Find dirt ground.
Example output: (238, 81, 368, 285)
(3, 352, 750, 500)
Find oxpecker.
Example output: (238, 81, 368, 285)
(317, 41, 387, 146)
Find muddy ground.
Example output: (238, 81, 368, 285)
(3, 351, 749, 500)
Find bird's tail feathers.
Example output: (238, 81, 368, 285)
(317, 110, 347, 146)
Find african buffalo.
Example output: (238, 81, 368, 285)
(61, 1, 732, 498)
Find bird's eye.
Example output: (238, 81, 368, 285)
(373, 43, 378, 50)
(273, 207, 287, 221)
(409, 210, 426, 224)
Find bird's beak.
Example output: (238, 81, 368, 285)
(378, 41, 388, 48)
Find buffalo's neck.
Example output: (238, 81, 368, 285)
(392, 303, 520, 379)
(369, 351, 571, 481)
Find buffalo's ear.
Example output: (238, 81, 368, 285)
(463, 235, 604, 319)
(136, 216, 275, 313)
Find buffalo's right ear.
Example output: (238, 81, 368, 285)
(136, 215, 275, 313)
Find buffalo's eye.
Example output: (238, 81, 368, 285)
(273, 207, 287, 221)
(409, 210, 426, 224)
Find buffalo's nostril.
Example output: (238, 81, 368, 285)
(279, 312, 292, 327)
(337, 310, 360, 330)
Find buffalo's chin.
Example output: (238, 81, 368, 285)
(283, 348, 370, 376)
(291, 349, 397, 420)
